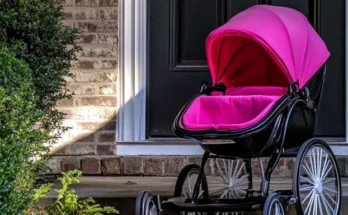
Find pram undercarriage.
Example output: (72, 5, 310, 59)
(136, 81, 341, 215)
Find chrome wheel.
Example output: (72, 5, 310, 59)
(263, 193, 285, 215)
(136, 191, 159, 215)
(181, 170, 205, 199)
(174, 164, 209, 215)
(210, 159, 251, 215)
(293, 139, 341, 215)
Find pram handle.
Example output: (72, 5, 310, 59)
(288, 81, 299, 93)
(199, 81, 227, 95)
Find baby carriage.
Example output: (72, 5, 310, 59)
(135, 5, 341, 215)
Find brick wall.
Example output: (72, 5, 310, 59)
(48, 0, 119, 173)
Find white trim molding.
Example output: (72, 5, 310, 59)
(117, 0, 147, 141)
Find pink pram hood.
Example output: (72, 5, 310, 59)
(206, 5, 330, 88)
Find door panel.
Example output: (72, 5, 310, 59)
(148, 0, 345, 138)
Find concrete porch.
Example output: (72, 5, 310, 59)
(43, 176, 348, 215)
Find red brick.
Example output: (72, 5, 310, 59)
(74, 60, 117, 70)
(124, 157, 144, 175)
(75, 0, 98, 6)
(75, 9, 97, 20)
(102, 120, 116, 131)
(62, 11, 73, 20)
(75, 22, 98, 33)
(165, 157, 184, 176)
(97, 132, 115, 142)
(145, 157, 164, 176)
(56, 98, 74, 107)
(98, 8, 118, 20)
(78, 46, 117, 58)
(99, 0, 118, 6)
(62, 108, 113, 120)
(64, 143, 96, 155)
(77, 133, 95, 143)
(97, 22, 117, 33)
(97, 144, 116, 155)
(62, 0, 74, 7)
(99, 84, 116, 95)
(101, 157, 122, 175)
(81, 157, 101, 174)
(98, 34, 118, 44)
(77, 122, 100, 130)
(74, 71, 116, 83)
(77, 34, 97, 44)
(61, 157, 80, 172)
(76, 97, 117, 106)
(68, 84, 97, 95)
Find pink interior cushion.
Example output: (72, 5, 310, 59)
(182, 86, 286, 131)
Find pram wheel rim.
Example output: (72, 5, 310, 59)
(292, 138, 341, 215)
(263, 193, 286, 215)
(135, 191, 159, 215)
(174, 164, 209, 199)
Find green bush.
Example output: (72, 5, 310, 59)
(26, 170, 119, 215)
(0, 46, 49, 214)
(0, 0, 81, 137)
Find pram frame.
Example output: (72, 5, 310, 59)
(160, 65, 329, 212)
(135, 63, 341, 214)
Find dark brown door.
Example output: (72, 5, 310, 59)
(148, 0, 345, 139)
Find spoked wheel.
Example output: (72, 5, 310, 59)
(293, 138, 341, 215)
(174, 164, 209, 215)
(263, 193, 286, 215)
(135, 191, 159, 215)
(210, 158, 252, 215)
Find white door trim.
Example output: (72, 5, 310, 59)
(117, 0, 147, 141)
(116, 0, 348, 155)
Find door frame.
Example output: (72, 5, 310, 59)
(116, 0, 348, 155)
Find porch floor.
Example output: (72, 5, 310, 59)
(45, 176, 348, 198)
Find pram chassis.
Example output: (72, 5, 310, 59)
(135, 65, 341, 214)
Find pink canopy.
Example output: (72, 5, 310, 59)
(206, 5, 330, 88)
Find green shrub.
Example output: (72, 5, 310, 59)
(0, 0, 81, 137)
(26, 170, 119, 215)
(0, 46, 49, 214)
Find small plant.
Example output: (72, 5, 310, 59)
(26, 170, 119, 215)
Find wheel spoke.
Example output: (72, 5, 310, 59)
(322, 178, 336, 184)
(303, 159, 315, 180)
(318, 194, 324, 215)
(223, 159, 228, 179)
(228, 160, 233, 182)
(233, 161, 245, 182)
(309, 149, 317, 179)
(323, 186, 338, 194)
(320, 192, 334, 213)
(323, 190, 338, 204)
(318, 148, 323, 180)
(182, 191, 188, 198)
(320, 164, 333, 182)
(216, 159, 228, 183)
(314, 194, 318, 215)
(232, 174, 249, 186)
(304, 190, 316, 214)
(320, 154, 329, 179)
(301, 188, 315, 204)
(300, 185, 314, 191)
(188, 175, 193, 196)
(300, 176, 314, 185)
(220, 188, 230, 198)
